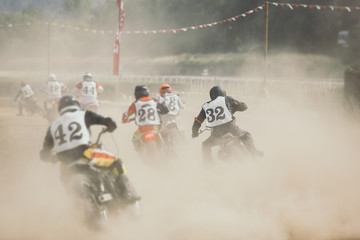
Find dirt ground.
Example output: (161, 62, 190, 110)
(1, 93, 360, 240)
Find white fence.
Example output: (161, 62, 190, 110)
(97, 74, 344, 103)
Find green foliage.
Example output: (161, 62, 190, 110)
(1, 0, 360, 72)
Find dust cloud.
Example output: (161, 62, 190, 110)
(1, 85, 360, 240)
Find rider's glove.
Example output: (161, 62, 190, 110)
(192, 131, 199, 138)
(105, 117, 117, 132)
(122, 112, 130, 123)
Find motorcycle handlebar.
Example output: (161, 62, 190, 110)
(95, 127, 108, 145)
(198, 127, 212, 135)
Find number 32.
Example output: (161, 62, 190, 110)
(206, 106, 225, 123)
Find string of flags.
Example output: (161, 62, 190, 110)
(0, 2, 359, 35)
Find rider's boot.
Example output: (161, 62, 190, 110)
(116, 174, 141, 203)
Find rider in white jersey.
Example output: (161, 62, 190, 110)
(158, 84, 185, 126)
(192, 86, 263, 163)
(72, 72, 104, 110)
(40, 73, 67, 100)
(40, 95, 140, 202)
(14, 81, 35, 116)
(122, 85, 169, 152)
(157, 84, 185, 147)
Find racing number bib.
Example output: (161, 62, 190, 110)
(21, 85, 34, 98)
(134, 100, 161, 126)
(202, 96, 233, 127)
(47, 82, 61, 97)
(50, 110, 90, 153)
(81, 81, 97, 97)
(163, 93, 181, 116)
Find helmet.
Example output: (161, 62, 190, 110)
(160, 84, 172, 95)
(209, 86, 226, 100)
(48, 73, 56, 81)
(58, 95, 80, 114)
(134, 85, 150, 100)
(83, 72, 92, 81)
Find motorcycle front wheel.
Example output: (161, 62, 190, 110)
(70, 174, 110, 228)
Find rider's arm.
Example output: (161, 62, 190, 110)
(14, 90, 22, 101)
(40, 82, 47, 92)
(61, 82, 68, 92)
(72, 83, 82, 96)
(84, 111, 117, 132)
(178, 94, 185, 109)
(122, 102, 136, 123)
(156, 99, 169, 114)
(40, 127, 54, 161)
(192, 108, 206, 138)
(226, 96, 247, 113)
(96, 83, 104, 93)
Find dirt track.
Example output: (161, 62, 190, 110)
(1, 95, 360, 240)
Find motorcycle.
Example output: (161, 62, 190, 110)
(130, 119, 164, 163)
(44, 99, 59, 123)
(199, 127, 251, 162)
(20, 97, 44, 116)
(64, 128, 141, 228)
(160, 119, 184, 155)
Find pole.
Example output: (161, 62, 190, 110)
(113, 0, 123, 76)
(264, 2, 269, 85)
(256, 2, 270, 102)
(47, 22, 51, 75)
(113, 0, 123, 102)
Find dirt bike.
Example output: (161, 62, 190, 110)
(20, 97, 44, 116)
(160, 119, 184, 155)
(44, 99, 59, 123)
(64, 128, 141, 228)
(199, 127, 251, 162)
(129, 118, 165, 163)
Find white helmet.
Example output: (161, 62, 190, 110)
(48, 73, 56, 81)
(83, 72, 93, 81)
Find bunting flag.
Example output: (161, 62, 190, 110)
(1, 2, 359, 35)
(113, 0, 125, 75)
(268, 2, 360, 12)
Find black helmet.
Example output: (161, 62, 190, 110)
(209, 86, 226, 100)
(134, 85, 150, 100)
(58, 95, 80, 114)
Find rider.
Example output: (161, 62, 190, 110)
(122, 85, 168, 152)
(191, 86, 263, 163)
(40, 95, 140, 203)
(40, 73, 67, 107)
(14, 81, 35, 116)
(72, 72, 103, 110)
(157, 84, 185, 140)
